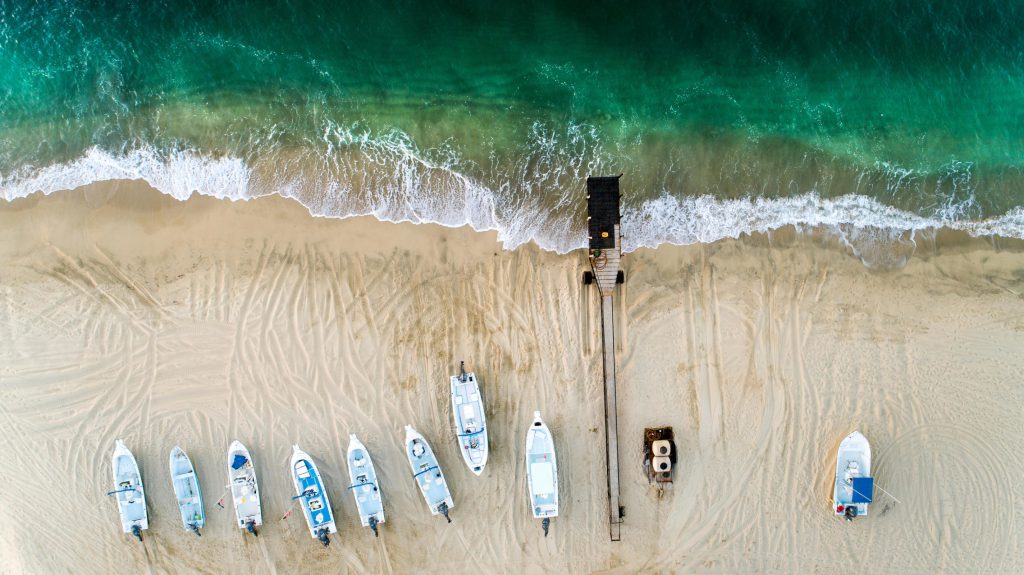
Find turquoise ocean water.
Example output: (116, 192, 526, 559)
(2, 1, 1023, 255)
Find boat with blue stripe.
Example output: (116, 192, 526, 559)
(451, 361, 488, 476)
(290, 445, 337, 546)
(169, 446, 205, 536)
(346, 434, 385, 537)
(404, 425, 454, 523)
(109, 439, 148, 542)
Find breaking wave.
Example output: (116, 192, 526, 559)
(2, 144, 1023, 258)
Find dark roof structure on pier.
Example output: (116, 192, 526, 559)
(586, 175, 621, 250)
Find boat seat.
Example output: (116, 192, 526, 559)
(454, 396, 463, 405)
(530, 462, 555, 496)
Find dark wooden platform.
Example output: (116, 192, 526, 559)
(587, 176, 621, 250)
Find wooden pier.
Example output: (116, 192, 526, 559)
(585, 175, 624, 541)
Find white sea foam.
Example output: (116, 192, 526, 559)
(3, 145, 1024, 257)
(0, 147, 252, 202)
(625, 192, 1024, 249)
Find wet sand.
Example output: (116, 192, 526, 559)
(0, 182, 1022, 574)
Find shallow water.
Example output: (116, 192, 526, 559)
(3, 1, 1024, 255)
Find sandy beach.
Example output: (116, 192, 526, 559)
(1, 181, 1022, 574)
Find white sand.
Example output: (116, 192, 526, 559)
(0, 182, 1022, 574)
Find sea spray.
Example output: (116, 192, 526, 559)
(4, 146, 1024, 259)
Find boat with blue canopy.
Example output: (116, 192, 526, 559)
(290, 445, 337, 546)
(833, 431, 874, 520)
(227, 440, 262, 536)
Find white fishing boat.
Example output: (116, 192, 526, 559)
(526, 411, 558, 536)
(450, 362, 488, 475)
(110, 439, 148, 542)
(290, 445, 337, 546)
(227, 440, 262, 536)
(404, 425, 454, 523)
(833, 431, 874, 520)
(346, 434, 385, 537)
(169, 446, 205, 536)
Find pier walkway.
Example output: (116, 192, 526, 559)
(586, 175, 624, 541)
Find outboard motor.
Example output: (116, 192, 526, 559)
(131, 524, 143, 542)
(368, 516, 379, 538)
(245, 520, 258, 537)
(316, 528, 331, 547)
(541, 518, 550, 537)
(439, 502, 451, 524)
(844, 506, 857, 521)
(190, 523, 202, 537)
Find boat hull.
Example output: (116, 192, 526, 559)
(111, 440, 148, 535)
(290, 445, 337, 539)
(451, 370, 488, 475)
(405, 426, 454, 518)
(169, 446, 205, 532)
(228, 440, 262, 531)
(347, 434, 385, 530)
(526, 412, 559, 519)
(833, 431, 872, 518)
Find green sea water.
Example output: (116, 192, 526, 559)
(2, 0, 1023, 252)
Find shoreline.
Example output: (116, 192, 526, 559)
(5, 177, 1024, 263)
(1, 181, 1022, 573)
(6, 162, 1024, 256)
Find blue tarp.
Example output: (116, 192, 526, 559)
(231, 454, 248, 470)
(851, 477, 874, 503)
